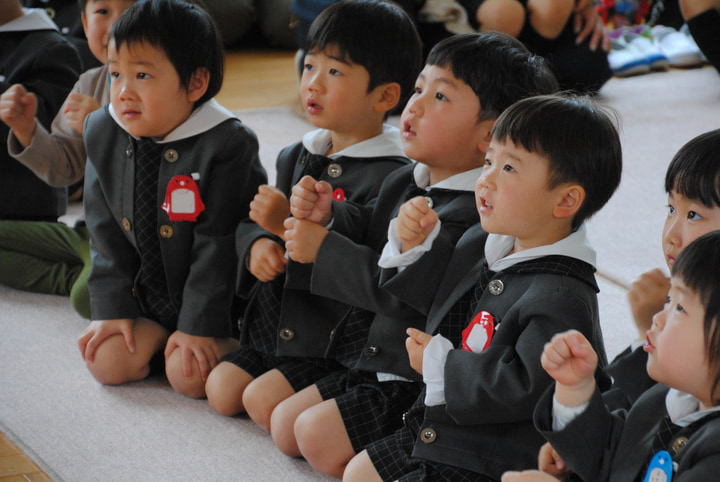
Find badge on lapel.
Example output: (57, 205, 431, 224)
(333, 187, 346, 202)
(643, 450, 673, 482)
(162, 174, 205, 221)
(462, 311, 495, 352)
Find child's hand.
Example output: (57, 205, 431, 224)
(628, 268, 670, 340)
(501, 470, 562, 481)
(406, 328, 433, 375)
(63, 92, 100, 135)
(541, 330, 597, 407)
(249, 185, 290, 238)
(538, 442, 569, 479)
(78, 318, 135, 363)
(290, 175, 333, 225)
(164, 331, 221, 381)
(248, 237, 287, 281)
(283, 217, 328, 264)
(0, 84, 38, 148)
(396, 197, 439, 253)
(573, 0, 610, 52)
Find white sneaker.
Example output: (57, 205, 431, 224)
(624, 31, 669, 71)
(651, 25, 704, 67)
(608, 36, 651, 76)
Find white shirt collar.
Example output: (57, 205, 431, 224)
(0, 8, 58, 32)
(666, 388, 720, 427)
(109, 98, 237, 143)
(485, 224, 597, 272)
(301, 124, 405, 158)
(412, 162, 482, 191)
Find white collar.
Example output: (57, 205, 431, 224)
(301, 124, 405, 158)
(666, 389, 720, 427)
(412, 162, 482, 191)
(0, 8, 58, 32)
(109, 99, 237, 143)
(485, 224, 596, 272)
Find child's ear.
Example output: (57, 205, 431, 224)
(553, 185, 585, 219)
(187, 68, 210, 103)
(373, 82, 401, 114)
(475, 119, 495, 155)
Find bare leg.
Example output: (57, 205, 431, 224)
(295, 398, 356, 478)
(526, 0, 575, 39)
(85, 318, 169, 386)
(477, 0, 526, 37)
(343, 450, 382, 482)
(270, 383, 324, 457)
(206, 361, 255, 416)
(166, 337, 238, 399)
(243, 369, 296, 431)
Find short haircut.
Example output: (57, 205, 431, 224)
(665, 128, 720, 208)
(110, 0, 223, 106)
(671, 230, 720, 405)
(305, 0, 422, 103)
(425, 32, 559, 123)
(492, 94, 622, 229)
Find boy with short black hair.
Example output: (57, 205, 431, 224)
(343, 93, 622, 480)
(204, 0, 423, 420)
(77, 0, 266, 399)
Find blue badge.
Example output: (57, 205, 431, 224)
(643, 450, 672, 482)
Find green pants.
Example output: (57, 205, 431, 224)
(0, 220, 91, 319)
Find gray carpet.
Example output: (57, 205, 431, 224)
(2, 66, 719, 481)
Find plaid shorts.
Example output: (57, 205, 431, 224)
(315, 369, 422, 453)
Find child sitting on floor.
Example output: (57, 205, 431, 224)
(77, 0, 266, 398)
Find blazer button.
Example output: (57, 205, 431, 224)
(159, 225, 174, 238)
(163, 148, 179, 163)
(363, 345, 380, 357)
(122, 218, 132, 231)
(45, 7, 56, 19)
(279, 328, 295, 341)
(329, 329, 336, 340)
(424, 196, 434, 209)
(402, 412, 408, 426)
(488, 279, 504, 295)
(420, 428, 436, 443)
(672, 436, 688, 454)
(237, 319, 242, 332)
(327, 163, 342, 178)
(125, 145, 133, 158)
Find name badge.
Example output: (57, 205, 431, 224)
(643, 450, 672, 482)
(162, 174, 205, 221)
(462, 311, 495, 352)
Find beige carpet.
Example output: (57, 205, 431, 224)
(2, 66, 719, 481)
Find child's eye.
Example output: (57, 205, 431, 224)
(303, 64, 314, 72)
(675, 303, 686, 314)
(434, 92, 447, 101)
(413, 86, 422, 95)
(95, 8, 109, 15)
(109, 71, 119, 79)
(136, 73, 150, 79)
(666, 205, 675, 216)
(329, 68, 341, 76)
(502, 164, 515, 172)
(483, 158, 492, 167)
(687, 210, 702, 221)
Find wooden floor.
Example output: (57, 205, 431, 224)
(0, 47, 297, 482)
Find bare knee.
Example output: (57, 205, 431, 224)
(165, 349, 206, 399)
(343, 451, 382, 482)
(85, 335, 150, 386)
(270, 400, 302, 457)
(477, 0, 526, 37)
(680, 0, 720, 19)
(206, 362, 250, 416)
(243, 379, 276, 431)
(526, 0, 575, 39)
(295, 408, 347, 477)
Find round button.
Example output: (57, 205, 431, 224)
(159, 225, 174, 238)
(363, 345, 380, 357)
(672, 436, 688, 454)
(279, 328, 295, 341)
(488, 279, 504, 296)
(45, 8, 56, 19)
(125, 145, 133, 158)
(122, 218, 132, 231)
(420, 428, 436, 443)
(402, 412, 408, 426)
(163, 149, 179, 163)
(329, 329, 336, 340)
(327, 163, 342, 178)
(237, 319, 243, 332)
(424, 196, 434, 209)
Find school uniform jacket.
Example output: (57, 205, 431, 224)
(0, 8, 81, 219)
(309, 163, 481, 370)
(536, 383, 720, 481)
(235, 126, 410, 356)
(407, 226, 608, 477)
(84, 102, 266, 337)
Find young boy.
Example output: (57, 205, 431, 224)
(343, 94, 622, 480)
(506, 230, 720, 481)
(77, 0, 266, 399)
(267, 33, 559, 478)
(0, 0, 136, 319)
(204, 0, 422, 417)
(0, 0, 81, 221)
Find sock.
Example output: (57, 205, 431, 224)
(686, 8, 720, 74)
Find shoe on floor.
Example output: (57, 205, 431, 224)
(624, 29, 669, 71)
(651, 25, 704, 67)
(608, 35, 651, 77)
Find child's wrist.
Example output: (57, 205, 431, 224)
(554, 378, 595, 408)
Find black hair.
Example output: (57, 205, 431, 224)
(671, 230, 720, 404)
(110, 0, 223, 106)
(492, 94, 622, 229)
(305, 0, 422, 105)
(425, 32, 559, 122)
(665, 129, 720, 208)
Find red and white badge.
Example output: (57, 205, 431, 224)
(333, 187, 346, 202)
(162, 174, 205, 221)
(461, 311, 495, 352)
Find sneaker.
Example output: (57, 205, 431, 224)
(624, 28, 669, 71)
(651, 25, 704, 67)
(608, 35, 651, 76)
(680, 23, 708, 63)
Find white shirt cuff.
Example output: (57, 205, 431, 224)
(377, 218, 441, 270)
(422, 334, 454, 406)
(551, 393, 590, 431)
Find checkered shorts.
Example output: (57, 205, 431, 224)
(315, 369, 422, 453)
(223, 347, 342, 393)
